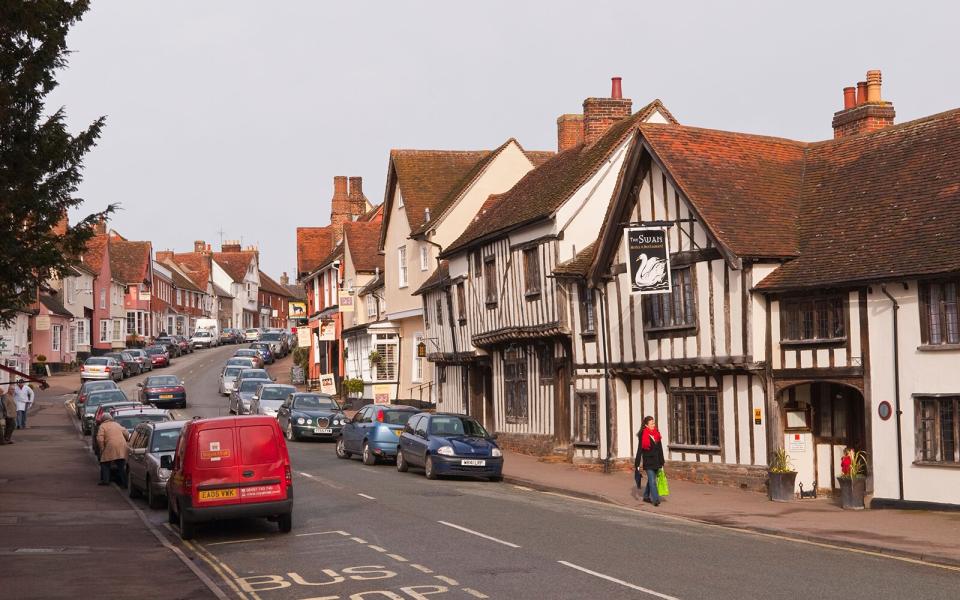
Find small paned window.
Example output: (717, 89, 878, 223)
(916, 396, 959, 464)
(503, 348, 528, 424)
(643, 267, 696, 331)
(920, 281, 960, 346)
(578, 284, 596, 335)
(574, 392, 599, 445)
(484, 257, 497, 306)
(523, 247, 541, 296)
(456, 283, 466, 323)
(781, 296, 846, 342)
(670, 390, 720, 450)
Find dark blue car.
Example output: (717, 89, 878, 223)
(250, 342, 274, 365)
(396, 412, 503, 481)
(337, 404, 419, 464)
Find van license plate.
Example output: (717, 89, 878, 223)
(199, 488, 238, 501)
(315, 428, 332, 434)
(461, 459, 486, 466)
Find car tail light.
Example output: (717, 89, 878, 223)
(104, 367, 111, 372)
(284, 465, 292, 486)
(376, 410, 384, 423)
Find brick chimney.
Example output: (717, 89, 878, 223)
(280, 272, 289, 286)
(156, 250, 173, 262)
(832, 70, 895, 139)
(348, 176, 367, 216)
(557, 114, 584, 152)
(93, 216, 107, 235)
(330, 176, 351, 243)
(583, 77, 633, 146)
(221, 240, 241, 253)
(194, 240, 206, 254)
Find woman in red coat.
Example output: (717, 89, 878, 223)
(639, 416, 665, 506)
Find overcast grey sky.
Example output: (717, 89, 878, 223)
(54, 0, 960, 278)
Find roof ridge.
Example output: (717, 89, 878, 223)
(640, 121, 810, 147)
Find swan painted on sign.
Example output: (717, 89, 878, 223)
(634, 253, 667, 288)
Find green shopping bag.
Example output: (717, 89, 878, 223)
(656, 469, 670, 497)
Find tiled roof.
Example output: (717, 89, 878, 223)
(413, 261, 449, 296)
(344, 221, 384, 274)
(212, 252, 256, 283)
(389, 148, 491, 235)
(296, 227, 333, 277)
(80, 234, 108, 273)
(258, 270, 293, 298)
(164, 261, 204, 293)
(312, 244, 343, 275)
(39, 293, 72, 317)
(357, 274, 384, 297)
(553, 242, 597, 278)
(444, 100, 673, 255)
(756, 108, 960, 290)
(171, 253, 211, 291)
(359, 204, 384, 222)
(639, 123, 806, 259)
(110, 240, 152, 284)
(284, 283, 306, 300)
(524, 150, 555, 167)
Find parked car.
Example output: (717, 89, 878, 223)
(235, 368, 272, 384)
(337, 404, 419, 465)
(396, 413, 503, 482)
(190, 331, 218, 349)
(92, 402, 159, 456)
(127, 420, 185, 509)
(223, 357, 257, 371)
(166, 415, 293, 539)
(231, 349, 263, 368)
(243, 328, 261, 342)
(110, 406, 171, 434)
(218, 365, 244, 396)
(80, 356, 123, 382)
(125, 349, 153, 373)
(145, 345, 170, 368)
(219, 328, 239, 345)
(258, 332, 288, 358)
(249, 384, 297, 418)
(277, 393, 347, 442)
(155, 336, 181, 357)
(249, 342, 274, 365)
(173, 336, 193, 354)
(74, 380, 119, 418)
(105, 352, 139, 378)
(229, 378, 271, 415)
(138, 375, 187, 409)
(81, 389, 130, 435)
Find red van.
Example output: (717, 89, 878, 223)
(166, 416, 293, 539)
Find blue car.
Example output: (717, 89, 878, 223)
(250, 342, 274, 365)
(336, 404, 419, 465)
(396, 412, 503, 481)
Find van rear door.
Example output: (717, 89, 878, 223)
(237, 422, 286, 504)
(193, 426, 241, 506)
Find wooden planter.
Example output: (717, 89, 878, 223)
(767, 471, 797, 502)
(837, 476, 866, 510)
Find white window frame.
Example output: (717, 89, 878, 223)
(176, 288, 182, 306)
(372, 334, 399, 383)
(420, 246, 429, 271)
(413, 332, 424, 383)
(66, 278, 76, 305)
(100, 289, 106, 309)
(113, 319, 123, 342)
(68, 324, 77, 353)
(77, 319, 88, 346)
(366, 295, 376, 318)
(398, 246, 408, 288)
(99, 319, 110, 343)
(51, 324, 62, 352)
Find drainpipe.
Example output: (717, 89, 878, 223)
(596, 281, 614, 473)
(880, 285, 905, 501)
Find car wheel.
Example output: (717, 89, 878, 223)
(335, 438, 351, 459)
(178, 507, 195, 540)
(147, 476, 163, 509)
(362, 442, 377, 466)
(278, 512, 292, 533)
(285, 423, 298, 442)
(127, 470, 141, 498)
(396, 450, 408, 472)
(425, 456, 438, 480)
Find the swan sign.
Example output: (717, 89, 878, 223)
(625, 227, 671, 295)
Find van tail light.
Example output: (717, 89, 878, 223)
(284, 465, 292, 486)
(376, 411, 384, 423)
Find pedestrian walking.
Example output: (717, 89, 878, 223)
(639, 416, 665, 507)
(13, 380, 34, 429)
(1, 385, 16, 444)
(96, 413, 129, 487)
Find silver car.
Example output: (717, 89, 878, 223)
(249, 384, 297, 418)
(126, 420, 185, 509)
(80, 356, 123, 381)
(218, 365, 244, 396)
(125, 349, 153, 373)
(229, 378, 271, 414)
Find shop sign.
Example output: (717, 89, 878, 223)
(338, 292, 354, 313)
(35, 315, 51, 331)
(289, 301, 307, 318)
(625, 227, 671, 295)
(319, 373, 336, 395)
(318, 320, 336, 341)
(373, 384, 391, 405)
(296, 327, 311, 347)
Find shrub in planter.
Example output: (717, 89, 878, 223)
(343, 377, 364, 397)
(837, 450, 868, 510)
(767, 447, 797, 502)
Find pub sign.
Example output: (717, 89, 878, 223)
(625, 227, 671, 295)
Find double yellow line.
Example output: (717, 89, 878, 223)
(164, 523, 261, 600)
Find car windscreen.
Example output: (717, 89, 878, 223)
(223, 367, 242, 377)
(239, 379, 268, 393)
(86, 391, 127, 406)
(115, 414, 168, 430)
(239, 370, 269, 379)
(382, 410, 419, 425)
(151, 429, 181, 453)
(82, 381, 117, 393)
(293, 395, 339, 411)
(234, 350, 256, 356)
(429, 416, 489, 438)
(146, 376, 179, 387)
(194, 331, 210, 337)
(260, 333, 282, 341)
(260, 386, 295, 400)
(146, 347, 165, 355)
(85, 357, 109, 365)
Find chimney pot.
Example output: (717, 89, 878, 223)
(866, 70, 882, 103)
(842, 87, 856, 110)
(611, 76, 623, 99)
(194, 240, 205, 253)
(582, 77, 632, 146)
(856, 81, 867, 106)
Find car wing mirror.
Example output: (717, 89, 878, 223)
(180, 381, 185, 386)
(160, 455, 173, 469)
(137, 383, 143, 387)
(131, 447, 146, 455)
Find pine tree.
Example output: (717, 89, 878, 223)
(0, 0, 113, 324)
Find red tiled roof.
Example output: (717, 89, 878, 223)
(212, 251, 256, 283)
(444, 100, 674, 255)
(170, 253, 211, 291)
(163, 261, 204, 293)
(258, 270, 293, 297)
(110, 240, 152, 284)
(344, 221, 384, 274)
(359, 204, 384, 223)
(553, 242, 597, 277)
(296, 227, 333, 277)
(524, 150, 555, 167)
(80, 234, 108, 273)
(413, 260, 449, 296)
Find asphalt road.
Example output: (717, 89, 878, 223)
(112, 345, 959, 600)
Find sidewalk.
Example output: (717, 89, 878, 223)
(0, 378, 215, 599)
(502, 450, 960, 568)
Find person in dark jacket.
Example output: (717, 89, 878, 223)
(639, 416, 664, 506)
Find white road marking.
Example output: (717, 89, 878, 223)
(409, 564, 434, 574)
(434, 575, 458, 586)
(558, 561, 680, 600)
(296, 471, 344, 489)
(437, 521, 520, 548)
(295, 530, 350, 537)
(368, 545, 387, 553)
(206, 538, 265, 546)
(357, 493, 376, 500)
(386, 553, 408, 562)
(511, 484, 533, 491)
(463, 588, 489, 599)
(350, 537, 367, 544)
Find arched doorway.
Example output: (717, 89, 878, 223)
(779, 382, 866, 494)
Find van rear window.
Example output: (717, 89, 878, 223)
(196, 428, 236, 468)
(239, 425, 280, 465)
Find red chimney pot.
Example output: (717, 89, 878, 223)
(611, 77, 623, 99)
(842, 87, 856, 110)
(855, 81, 867, 106)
